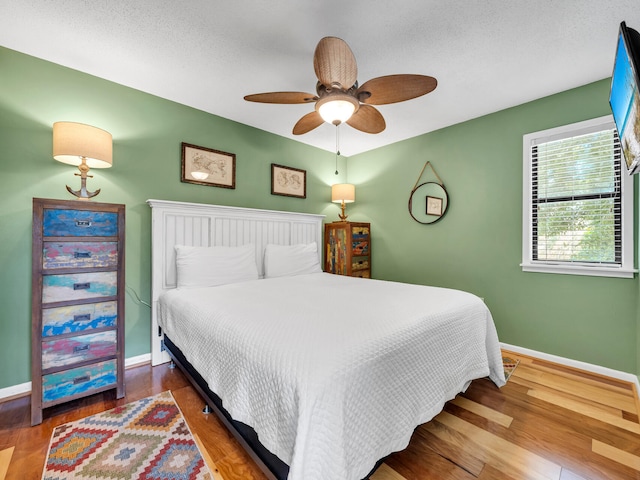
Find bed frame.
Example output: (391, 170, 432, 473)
(147, 200, 326, 479)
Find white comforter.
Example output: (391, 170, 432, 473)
(158, 273, 505, 480)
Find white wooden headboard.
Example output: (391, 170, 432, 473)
(147, 199, 325, 365)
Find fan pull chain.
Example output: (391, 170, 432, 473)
(335, 124, 340, 175)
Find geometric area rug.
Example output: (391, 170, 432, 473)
(502, 356, 520, 382)
(42, 391, 213, 480)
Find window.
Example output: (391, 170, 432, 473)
(522, 116, 635, 278)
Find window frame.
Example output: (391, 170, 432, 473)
(522, 115, 636, 278)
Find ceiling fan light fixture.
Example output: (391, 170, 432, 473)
(317, 94, 359, 125)
(244, 37, 437, 135)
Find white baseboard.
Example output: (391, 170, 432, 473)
(501, 342, 640, 398)
(124, 353, 151, 368)
(0, 353, 152, 401)
(0, 381, 31, 400)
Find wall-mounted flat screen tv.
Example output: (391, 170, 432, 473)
(610, 21, 640, 175)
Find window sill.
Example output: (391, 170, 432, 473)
(521, 263, 637, 278)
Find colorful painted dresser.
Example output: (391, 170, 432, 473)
(31, 198, 125, 425)
(324, 222, 371, 278)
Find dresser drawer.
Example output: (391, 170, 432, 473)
(352, 240, 369, 256)
(352, 269, 370, 278)
(42, 301, 117, 337)
(43, 241, 118, 269)
(352, 257, 369, 271)
(43, 209, 118, 237)
(352, 225, 369, 238)
(43, 271, 117, 303)
(42, 330, 117, 370)
(42, 359, 117, 403)
(351, 226, 369, 255)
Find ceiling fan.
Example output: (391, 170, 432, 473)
(244, 36, 437, 135)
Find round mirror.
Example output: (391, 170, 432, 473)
(408, 182, 449, 224)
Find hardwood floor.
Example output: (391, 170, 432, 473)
(1, 351, 638, 480)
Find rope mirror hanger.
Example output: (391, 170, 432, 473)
(408, 161, 449, 225)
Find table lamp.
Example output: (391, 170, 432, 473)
(331, 183, 355, 221)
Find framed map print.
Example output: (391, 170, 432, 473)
(271, 164, 306, 198)
(181, 142, 236, 189)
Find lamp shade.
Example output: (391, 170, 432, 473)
(53, 122, 113, 168)
(331, 183, 355, 203)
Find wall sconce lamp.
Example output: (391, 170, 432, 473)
(331, 183, 355, 222)
(53, 121, 113, 200)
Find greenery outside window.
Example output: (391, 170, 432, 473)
(522, 115, 635, 278)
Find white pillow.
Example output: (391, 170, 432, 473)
(264, 242, 322, 278)
(175, 244, 259, 288)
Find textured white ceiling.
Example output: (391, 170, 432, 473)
(2, 1, 640, 156)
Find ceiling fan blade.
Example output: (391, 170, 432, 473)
(313, 37, 357, 90)
(293, 111, 324, 135)
(346, 105, 386, 134)
(357, 74, 437, 105)
(244, 92, 317, 104)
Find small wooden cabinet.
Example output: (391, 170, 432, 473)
(324, 221, 371, 278)
(31, 198, 125, 425)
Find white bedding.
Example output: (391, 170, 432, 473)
(158, 272, 505, 480)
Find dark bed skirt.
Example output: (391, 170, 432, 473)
(162, 335, 384, 480)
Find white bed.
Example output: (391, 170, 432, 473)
(148, 199, 505, 480)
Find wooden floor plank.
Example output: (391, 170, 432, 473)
(528, 388, 640, 435)
(513, 364, 637, 414)
(592, 439, 640, 471)
(450, 395, 513, 428)
(0, 447, 13, 480)
(530, 360, 635, 393)
(477, 463, 520, 480)
(508, 374, 627, 419)
(369, 463, 408, 480)
(193, 433, 225, 480)
(214, 448, 272, 480)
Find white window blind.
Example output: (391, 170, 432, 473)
(522, 116, 635, 278)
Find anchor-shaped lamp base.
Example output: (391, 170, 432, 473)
(67, 157, 101, 200)
(337, 200, 349, 222)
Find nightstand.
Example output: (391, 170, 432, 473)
(324, 222, 370, 278)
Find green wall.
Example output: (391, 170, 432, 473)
(1, 45, 638, 392)
(348, 79, 639, 375)
(0, 46, 345, 390)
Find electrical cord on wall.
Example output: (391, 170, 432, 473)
(126, 284, 151, 308)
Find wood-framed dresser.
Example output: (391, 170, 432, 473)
(31, 198, 125, 425)
(324, 221, 371, 278)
